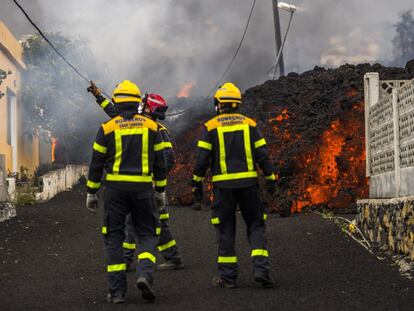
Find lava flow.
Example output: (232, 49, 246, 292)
(167, 64, 411, 213)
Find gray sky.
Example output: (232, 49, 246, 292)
(0, 0, 413, 96)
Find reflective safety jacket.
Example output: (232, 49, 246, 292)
(86, 109, 168, 194)
(96, 95, 175, 173)
(193, 113, 276, 189)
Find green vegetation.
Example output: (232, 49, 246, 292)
(22, 33, 108, 163)
(0, 68, 11, 98)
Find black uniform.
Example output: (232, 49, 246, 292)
(96, 96, 181, 265)
(87, 104, 167, 297)
(192, 112, 275, 284)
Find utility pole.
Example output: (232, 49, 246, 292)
(272, 0, 285, 77)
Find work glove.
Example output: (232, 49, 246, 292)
(265, 179, 277, 199)
(86, 193, 99, 214)
(192, 186, 203, 203)
(87, 81, 101, 98)
(154, 191, 166, 209)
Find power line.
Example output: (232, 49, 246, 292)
(207, 0, 257, 97)
(11, 0, 111, 98)
(12, 0, 257, 117)
(169, 0, 257, 117)
(267, 10, 295, 79)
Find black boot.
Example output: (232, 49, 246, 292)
(107, 293, 126, 304)
(254, 275, 275, 289)
(136, 277, 156, 301)
(212, 276, 237, 289)
(157, 259, 184, 271)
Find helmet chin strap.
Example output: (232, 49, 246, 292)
(138, 102, 144, 114)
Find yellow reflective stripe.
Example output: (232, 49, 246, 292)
(217, 127, 227, 174)
(218, 256, 238, 263)
(123, 242, 136, 250)
(198, 140, 212, 151)
(113, 130, 122, 173)
(106, 174, 153, 183)
(119, 128, 144, 135)
(220, 124, 248, 132)
(193, 175, 204, 182)
(254, 138, 267, 149)
(113, 128, 145, 174)
(154, 142, 173, 151)
(159, 213, 170, 220)
(100, 99, 110, 109)
(158, 240, 176, 251)
(107, 263, 126, 272)
(265, 174, 276, 181)
(138, 252, 156, 264)
(212, 171, 258, 182)
(154, 143, 163, 151)
(156, 227, 161, 235)
(263, 214, 268, 221)
(155, 179, 167, 187)
(87, 180, 101, 189)
(218, 124, 253, 174)
(93, 142, 107, 154)
(142, 128, 149, 175)
(243, 125, 254, 171)
(101, 226, 107, 234)
(163, 142, 173, 149)
(211, 217, 220, 225)
(251, 249, 269, 257)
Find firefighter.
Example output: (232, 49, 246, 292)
(86, 80, 167, 304)
(192, 82, 276, 289)
(87, 83, 184, 270)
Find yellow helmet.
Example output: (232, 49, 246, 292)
(112, 80, 142, 104)
(214, 82, 242, 106)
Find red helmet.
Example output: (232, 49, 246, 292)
(143, 93, 168, 120)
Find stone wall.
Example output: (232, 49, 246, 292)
(357, 198, 414, 260)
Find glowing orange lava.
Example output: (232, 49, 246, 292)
(293, 119, 346, 212)
(51, 137, 57, 163)
(270, 108, 289, 122)
(176, 82, 196, 98)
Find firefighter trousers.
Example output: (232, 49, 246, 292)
(103, 187, 159, 297)
(211, 186, 270, 284)
(124, 206, 182, 264)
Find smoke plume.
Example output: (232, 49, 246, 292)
(1, 0, 413, 96)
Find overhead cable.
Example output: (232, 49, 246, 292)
(207, 0, 257, 97)
(12, 0, 111, 98)
(171, 0, 258, 117)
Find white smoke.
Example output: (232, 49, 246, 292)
(0, 0, 413, 96)
(320, 30, 381, 66)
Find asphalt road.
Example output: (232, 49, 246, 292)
(0, 186, 413, 311)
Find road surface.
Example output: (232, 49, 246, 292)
(0, 186, 413, 310)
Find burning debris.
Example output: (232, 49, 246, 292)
(167, 62, 414, 213)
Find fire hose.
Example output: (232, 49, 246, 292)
(314, 211, 385, 261)
(12, 0, 192, 117)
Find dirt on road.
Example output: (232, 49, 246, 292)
(0, 186, 413, 311)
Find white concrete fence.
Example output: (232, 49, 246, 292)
(364, 74, 414, 198)
(35, 165, 88, 201)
